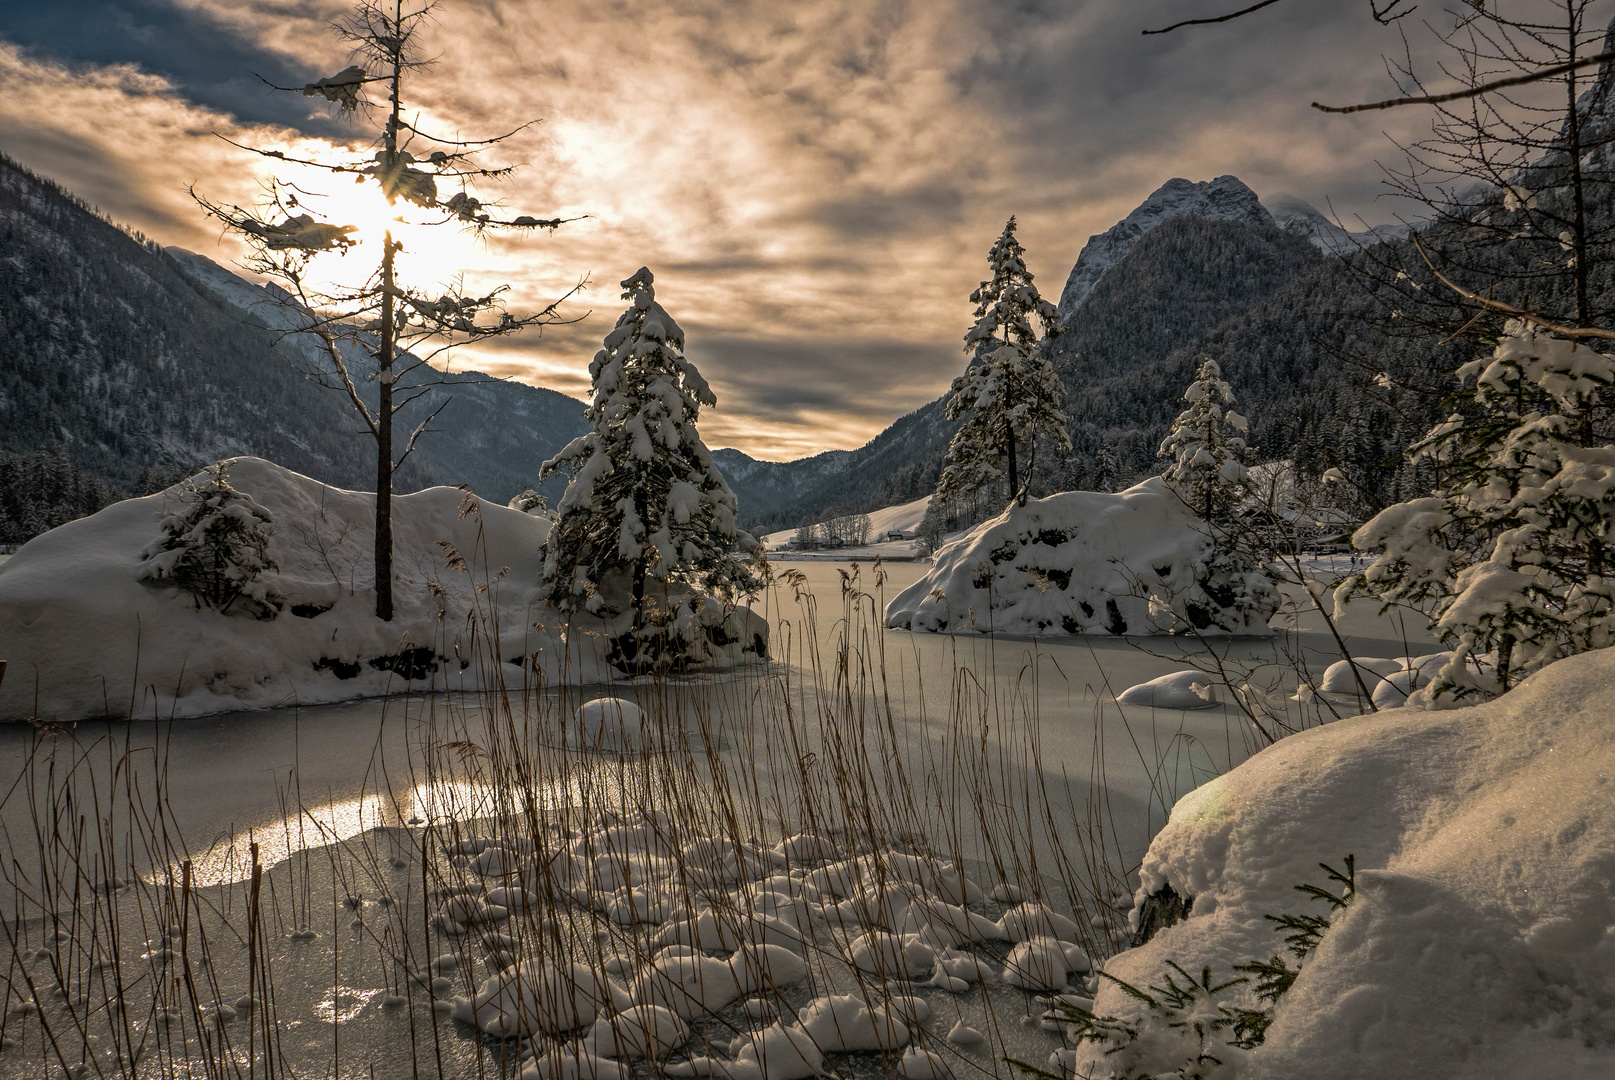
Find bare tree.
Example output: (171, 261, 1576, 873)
(195, 0, 584, 620)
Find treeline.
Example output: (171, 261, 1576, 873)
(0, 449, 121, 547)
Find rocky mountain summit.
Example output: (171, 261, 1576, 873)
(1055, 175, 1275, 318)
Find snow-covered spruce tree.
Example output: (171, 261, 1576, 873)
(1160, 359, 1252, 524)
(1156, 359, 1278, 634)
(1341, 322, 1615, 700)
(140, 462, 278, 614)
(937, 217, 1069, 508)
(194, 0, 581, 622)
(540, 268, 759, 653)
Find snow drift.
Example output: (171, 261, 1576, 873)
(0, 458, 766, 722)
(884, 479, 1277, 636)
(1085, 646, 1615, 1079)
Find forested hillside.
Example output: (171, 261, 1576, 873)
(0, 155, 591, 534)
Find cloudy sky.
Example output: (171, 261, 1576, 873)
(0, 0, 1443, 460)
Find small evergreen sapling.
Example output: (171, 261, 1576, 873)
(1014, 857, 1356, 1080)
(140, 462, 278, 614)
(1341, 322, 1615, 700)
(540, 268, 759, 635)
(938, 217, 1069, 508)
(1159, 359, 1251, 525)
(1154, 360, 1276, 634)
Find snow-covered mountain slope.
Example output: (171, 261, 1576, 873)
(711, 446, 855, 521)
(758, 493, 931, 550)
(1090, 644, 1615, 1079)
(1056, 175, 1276, 318)
(0, 154, 586, 504)
(1262, 193, 1409, 252)
(718, 398, 954, 533)
(0, 458, 765, 722)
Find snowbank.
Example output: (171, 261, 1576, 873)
(0, 459, 766, 722)
(1085, 646, 1615, 1078)
(884, 479, 1277, 636)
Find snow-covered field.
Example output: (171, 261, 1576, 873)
(761, 495, 931, 560)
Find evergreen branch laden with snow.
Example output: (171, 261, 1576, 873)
(540, 268, 760, 624)
(1341, 321, 1615, 701)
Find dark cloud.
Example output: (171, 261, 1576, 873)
(801, 181, 968, 241)
(0, 0, 1456, 461)
(0, 0, 354, 135)
(686, 331, 958, 428)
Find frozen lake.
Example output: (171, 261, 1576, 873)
(0, 559, 1434, 892)
(0, 558, 1439, 1080)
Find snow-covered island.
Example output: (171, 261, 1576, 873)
(0, 457, 766, 722)
(883, 479, 1277, 637)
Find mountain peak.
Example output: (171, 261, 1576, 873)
(1056, 175, 1273, 319)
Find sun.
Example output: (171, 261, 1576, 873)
(284, 164, 482, 298)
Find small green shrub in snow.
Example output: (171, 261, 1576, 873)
(139, 462, 278, 614)
(1018, 857, 1355, 1080)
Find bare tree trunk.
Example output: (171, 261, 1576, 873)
(373, 21, 403, 622)
(1004, 417, 1018, 507)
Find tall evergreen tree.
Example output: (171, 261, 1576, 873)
(540, 268, 758, 628)
(1159, 359, 1252, 523)
(937, 217, 1069, 508)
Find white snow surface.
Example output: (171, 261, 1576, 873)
(884, 479, 1276, 637)
(1260, 193, 1408, 253)
(761, 495, 931, 552)
(0, 458, 766, 722)
(1091, 645, 1615, 1079)
(1116, 670, 1221, 710)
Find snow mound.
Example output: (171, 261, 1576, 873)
(883, 480, 1277, 637)
(1116, 669, 1221, 710)
(1317, 652, 1452, 706)
(0, 458, 766, 722)
(1088, 646, 1615, 1079)
(573, 698, 646, 750)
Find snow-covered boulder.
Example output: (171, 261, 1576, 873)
(883, 480, 1277, 636)
(1086, 646, 1615, 1079)
(572, 698, 647, 750)
(1116, 669, 1221, 709)
(0, 458, 767, 722)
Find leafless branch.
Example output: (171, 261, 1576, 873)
(399, 117, 540, 146)
(1143, 0, 1288, 35)
(1411, 232, 1615, 340)
(1146, 0, 1415, 35)
(394, 397, 451, 469)
(1314, 48, 1615, 113)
